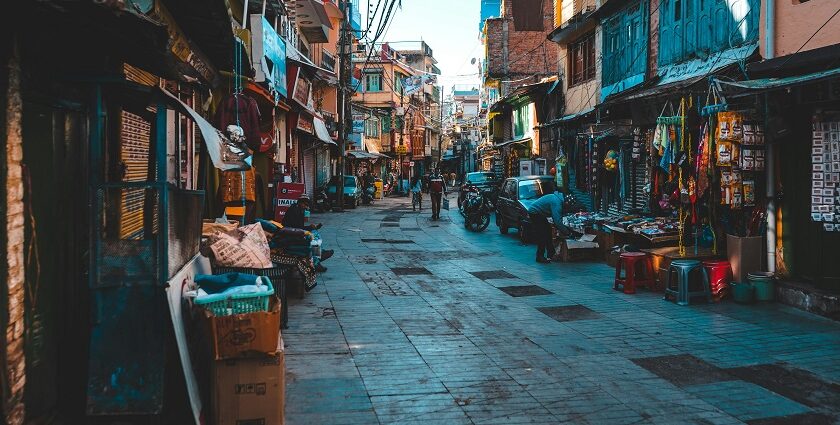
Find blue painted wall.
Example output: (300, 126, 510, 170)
(601, 0, 648, 98)
(658, 0, 760, 66)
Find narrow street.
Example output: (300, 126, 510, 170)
(284, 197, 840, 425)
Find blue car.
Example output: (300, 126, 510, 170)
(327, 175, 362, 208)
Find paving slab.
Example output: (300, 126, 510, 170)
(282, 196, 840, 424)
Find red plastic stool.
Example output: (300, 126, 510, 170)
(702, 260, 732, 299)
(614, 252, 655, 294)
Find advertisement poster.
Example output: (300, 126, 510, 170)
(274, 182, 306, 222)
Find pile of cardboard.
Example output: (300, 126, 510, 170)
(202, 297, 285, 425)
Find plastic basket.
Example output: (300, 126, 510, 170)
(194, 277, 274, 316)
(210, 265, 288, 328)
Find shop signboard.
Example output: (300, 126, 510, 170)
(274, 182, 306, 222)
(395, 145, 408, 155)
(352, 119, 365, 134)
(296, 113, 314, 134)
(292, 73, 312, 107)
(250, 15, 287, 97)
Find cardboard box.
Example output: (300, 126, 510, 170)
(204, 299, 281, 360)
(726, 234, 764, 283)
(213, 334, 285, 425)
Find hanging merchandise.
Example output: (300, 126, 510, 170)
(216, 93, 262, 151)
(632, 127, 644, 161)
(603, 150, 619, 171)
(810, 120, 840, 231)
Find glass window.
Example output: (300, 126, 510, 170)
(365, 73, 382, 92)
(518, 178, 555, 200)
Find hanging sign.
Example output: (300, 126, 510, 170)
(250, 15, 287, 98)
(296, 113, 314, 134)
(395, 145, 408, 155)
(292, 73, 311, 107)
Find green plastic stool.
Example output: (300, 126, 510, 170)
(664, 259, 711, 306)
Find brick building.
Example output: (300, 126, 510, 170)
(484, 0, 559, 97)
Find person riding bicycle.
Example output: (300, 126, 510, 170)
(410, 175, 423, 211)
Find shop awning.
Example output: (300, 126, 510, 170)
(603, 44, 758, 104)
(347, 150, 385, 159)
(313, 117, 337, 146)
(541, 107, 595, 127)
(493, 137, 531, 149)
(715, 66, 840, 92)
(158, 87, 252, 171)
(490, 78, 557, 112)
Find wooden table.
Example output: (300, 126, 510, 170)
(641, 246, 723, 291)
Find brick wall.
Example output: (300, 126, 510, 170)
(486, 0, 559, 96)
(3, 40, 26, 425)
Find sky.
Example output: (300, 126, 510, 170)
(361, 0, 484, 94)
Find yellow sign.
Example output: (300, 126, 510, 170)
(395, 145, 408, 155)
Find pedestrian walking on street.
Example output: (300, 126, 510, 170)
(526, 189, 565, 263)
(428, 169, 447, 220)
(410, 175, 423, 211)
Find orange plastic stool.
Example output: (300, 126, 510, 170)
(614, 252, 655, 294)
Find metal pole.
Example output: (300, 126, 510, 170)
(398, 86, 405, 194)
(336, 0, 350, 210)
(764, 93, 776, 273)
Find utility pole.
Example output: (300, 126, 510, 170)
(336, 0, 351, 210)
(438, 84, 443, 168)
(397, 85, 404, 194)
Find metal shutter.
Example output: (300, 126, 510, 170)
(303, 149, 316, 196)
(119, 110, 153, 239)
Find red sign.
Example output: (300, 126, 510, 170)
(296, 113, 314, 134)
(274, 182, 306, 223)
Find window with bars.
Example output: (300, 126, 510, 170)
(569, 31, 596, 87)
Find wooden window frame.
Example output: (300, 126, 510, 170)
(568, 32, 596, 87)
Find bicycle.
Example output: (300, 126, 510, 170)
(411, 191, 422, 211)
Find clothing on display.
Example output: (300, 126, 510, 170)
(216, 93, 262, 151)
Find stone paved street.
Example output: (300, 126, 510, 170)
(284, 197, 840, 425)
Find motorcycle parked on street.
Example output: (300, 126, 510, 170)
(463, 186, 491, 232)
(313, 183, 331, 213)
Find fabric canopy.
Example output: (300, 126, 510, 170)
(313, 117, 337, 146)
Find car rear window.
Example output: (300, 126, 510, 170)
(518, 178, 555, 200)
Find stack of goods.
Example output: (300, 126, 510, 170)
(715, 112, 763, 209)
(188, 271, 285, 425)
(257, 219, 317, 291)
(811, 121, 840, 232)
(562, 212, 611, 234)
(196, 221, 294, 424)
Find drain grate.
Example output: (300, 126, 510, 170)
(632, 354, 734, 388)
(725, 363, 840, 414)
(470, 270, 516, 280)
(498, 285, 553, 297)
(386, 240, 414, 244)
(381, 223, 400, 227)
(537, 305, 601, 322)
(401, 227, 421, 231)
(391, 267, 432, 275)
(361, 238, 388, 243)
